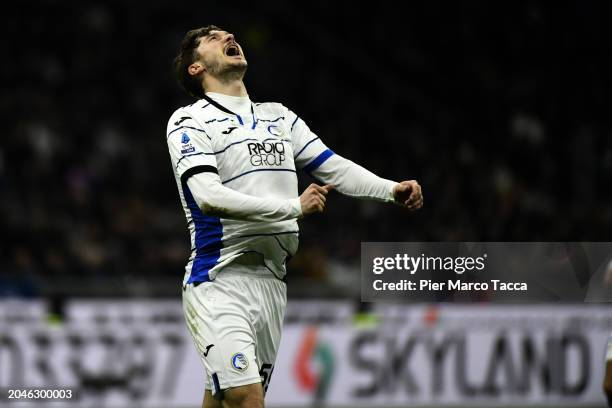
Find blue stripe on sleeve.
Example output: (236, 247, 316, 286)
(303, 149, 335, 173)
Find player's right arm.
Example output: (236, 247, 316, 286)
(186, 173, 330, 220)
(166, 112, 327, 220)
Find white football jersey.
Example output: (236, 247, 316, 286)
(166, 93, 332, 284)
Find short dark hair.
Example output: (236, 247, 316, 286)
(173, 25, 221, 99)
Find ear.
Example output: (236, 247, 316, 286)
(188, 62, 205, 77)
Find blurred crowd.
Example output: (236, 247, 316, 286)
(2, 1, 612, 297)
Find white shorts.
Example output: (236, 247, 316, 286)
(182, 259, 287, 398)
(607, 332, 612, 361)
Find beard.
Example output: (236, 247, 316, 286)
(204, 56, 248, 84)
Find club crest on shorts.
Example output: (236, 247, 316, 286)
(231, 353, 249, 372)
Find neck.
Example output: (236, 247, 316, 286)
(203, 76, 248, 97)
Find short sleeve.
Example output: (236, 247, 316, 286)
(166, 111, 218, 184)
(285, 106, 335, 173)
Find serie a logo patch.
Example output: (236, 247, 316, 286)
(180, 132, 196, 154)
(231, 353, 249, 372)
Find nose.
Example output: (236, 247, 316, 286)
(225, 33, 235, 42)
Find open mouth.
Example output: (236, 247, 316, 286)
(225, 44, 240, 57)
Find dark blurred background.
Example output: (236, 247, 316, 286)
(2, 1, 612, 298)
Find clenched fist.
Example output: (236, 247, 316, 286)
(299, 183, 333, 216)
(393, 180, 423, 211)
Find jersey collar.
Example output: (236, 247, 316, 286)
(203, 92, 257, 129)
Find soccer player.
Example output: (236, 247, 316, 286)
(167, 25, 423, 408)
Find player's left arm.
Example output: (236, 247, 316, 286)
(286, 107, 422, 210)
(310, 154, 423, 211)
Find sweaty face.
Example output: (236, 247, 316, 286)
(196, 30, 247, 79)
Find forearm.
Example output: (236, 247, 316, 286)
(186, 173, 302, 222)
(311, 154, 397, 202)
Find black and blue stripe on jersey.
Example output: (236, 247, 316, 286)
(180, 166, 223, 284)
